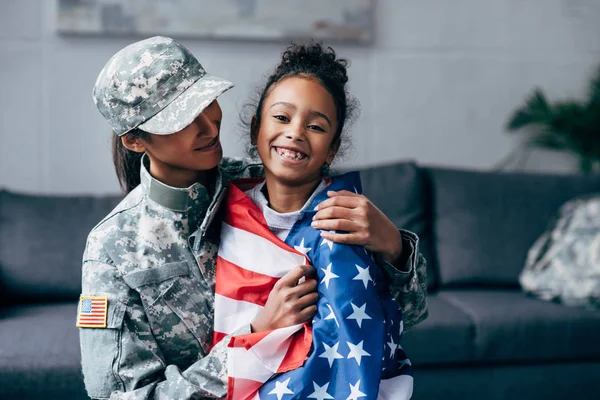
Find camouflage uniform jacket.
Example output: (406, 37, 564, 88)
(79, 157, 428, 400)
(520, 195, 600, 309)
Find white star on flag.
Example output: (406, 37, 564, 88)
(321, 263, 339, 289)
(398, 358, 412, 368)
(347, 302, 372, 328)
(324, 304, 339, 327)
(347, 340, 370, 366)
(346, 380, 367, 400)
(387, 335, 398, 358)
(353, 265, 373, 289)
(319, 342, 343, 367)
(307, 381, 334, 400)
(320, 232, 335, 250)
(294, 238, 311, 255)
(268, 377, 294, 400)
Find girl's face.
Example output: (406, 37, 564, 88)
(133, 100, 224, 187)
(253, 76, 339, 187)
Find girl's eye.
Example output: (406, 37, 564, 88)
(274, 115, 289, 122)
(308, 125, 325, 132)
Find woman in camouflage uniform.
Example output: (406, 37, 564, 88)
(80, 36, 428, 400)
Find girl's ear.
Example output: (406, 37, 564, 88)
(250, 116, 259, 146)
(325, 138, 341, 166)
(121, 134, 146, 153)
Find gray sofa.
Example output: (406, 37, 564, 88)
(1, 162, 600, 399)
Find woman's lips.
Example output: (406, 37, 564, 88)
(195, 136, 220, 151)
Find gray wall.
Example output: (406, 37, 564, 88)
(1, 0, 599, 194)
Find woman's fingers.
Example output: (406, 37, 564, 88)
(320, 230, 368, 246)
(316, 192, 364, 211)
(311, 218, 361, 233)
(312, 205, 356, 222)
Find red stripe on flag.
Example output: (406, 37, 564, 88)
(213, 331, 227, 346)
(224, 182, 306, 258)
(228, 330, 272, 350)
(277, 324, 313, 372)
(227, 376, 263, 400)
(215, 256, 278, 307)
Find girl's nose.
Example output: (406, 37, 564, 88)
(285, 125, 305, 142)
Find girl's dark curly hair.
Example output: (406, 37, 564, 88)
(243, 41, 358, 159)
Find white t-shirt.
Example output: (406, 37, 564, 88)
(245, 180, 328, 241)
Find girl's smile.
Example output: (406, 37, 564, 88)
(272, 146, 309, 164)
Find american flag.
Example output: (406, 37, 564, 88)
(77, 296, 108, 328)
(214, 172, 413, 400)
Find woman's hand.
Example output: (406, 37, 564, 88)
(311, 190, 403, 263)
(251, 264, 319, 333)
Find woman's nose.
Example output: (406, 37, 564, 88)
(195, 112, 218, 136)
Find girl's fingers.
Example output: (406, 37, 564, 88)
(296, 292, 320, 309)
(297, 304, 318, 323)
(277, 265, 315, 288)
(291, 278, 318, 297)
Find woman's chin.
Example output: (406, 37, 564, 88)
(193, 148, 223, 170)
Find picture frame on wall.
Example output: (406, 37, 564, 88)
(56, 0, 375, 44)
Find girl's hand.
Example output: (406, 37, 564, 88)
(311, 190, 403, 263)
(251, 265, 318, 333)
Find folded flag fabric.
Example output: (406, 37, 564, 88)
(214, 172, 413, 400)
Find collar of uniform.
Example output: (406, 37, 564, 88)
(140, 154, 209, 212)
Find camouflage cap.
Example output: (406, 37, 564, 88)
(93, 36, 234, 136)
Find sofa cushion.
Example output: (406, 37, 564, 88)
(413, 362, 600, 400)
(0, 190, 121, 302)
(425, 167, 600, 287)
(0, 303, 87, 399)
(402, 294, 475, 366)
(359, 162, 437, 289)
(438, 289, 600, 364)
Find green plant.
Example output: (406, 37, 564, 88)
(506, 65, 600, 173)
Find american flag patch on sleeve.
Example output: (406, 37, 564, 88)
(76, 296, 108, 328)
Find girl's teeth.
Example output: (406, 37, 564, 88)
(277, 148, 305, 160)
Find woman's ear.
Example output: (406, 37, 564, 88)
(250, 116, 259, 146)
(121, 134, 146, 153)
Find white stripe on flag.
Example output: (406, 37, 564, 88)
(219, 223, 306, 278)
(378, 374, 414, 400)
(249, 324, 303, 370)
(228, 324, 303, 382)
(214, 294, 263, 335)
(228, 347, 275, 383)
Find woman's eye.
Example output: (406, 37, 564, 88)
(308, 125, 325, 132)
(274, 115, 289, 122)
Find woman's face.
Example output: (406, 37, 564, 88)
(254, 76, 339, 187)
(137, 100, 224, 187)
